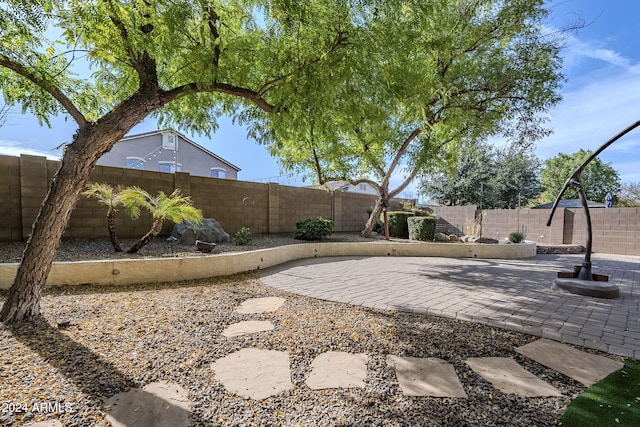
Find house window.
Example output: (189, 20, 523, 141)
(359, 183, 367, 191)
(162, 132, 177, 150)
(126, 157, 145, 170)
(158, 161, 181, 173)
(210, 168, 226, 179)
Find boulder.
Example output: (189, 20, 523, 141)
(434, 232, 449, 242)
(476, 237, 499, 244)
(170, 218, 230, 245)
(448, 234, 459, 242)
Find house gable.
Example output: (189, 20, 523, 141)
(96, 129, 240, 179)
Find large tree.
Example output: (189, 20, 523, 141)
(539, 149, 621, 204)
(247, 0, 564, 236)
(421, 142, 541, 209)
(0, 0, 369, 323)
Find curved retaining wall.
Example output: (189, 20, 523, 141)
(0, 241, 536, 289)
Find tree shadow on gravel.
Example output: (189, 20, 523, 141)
(5, 318, 190, 425)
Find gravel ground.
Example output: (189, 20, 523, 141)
(0, 232, 372, 263)
(0, 234, 593, 426)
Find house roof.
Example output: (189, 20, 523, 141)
(120, 129, 241, 171)
(532, 199, 606, 209)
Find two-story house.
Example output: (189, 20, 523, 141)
(97, 129, 240, 179)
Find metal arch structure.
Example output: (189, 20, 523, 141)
(546, 120, 640, 286)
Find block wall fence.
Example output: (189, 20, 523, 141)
(2, 154, 640, 255)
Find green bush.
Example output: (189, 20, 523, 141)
(294, 217, 334, 240)
(408, 216, 436, 241)
(508, 231, 524, 243)
(382, 211, 414, 239)
(234, 227, 252, 245)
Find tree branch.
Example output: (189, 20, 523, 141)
(203, 4, 221, 71)
(162, 82, 277, 112)
(381, 127, 422, 190)
(0, 54, 87, 126)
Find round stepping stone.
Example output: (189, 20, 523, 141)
(466, 357, 562, 397)
(234, 297, 286, 314)
(516, 338, 624, 386)
(103, 381, 191, 427)
(386, 355, 468, 398)
(305, 351, 368, 390)
(211, 348, 293, 400)
(222, 320, 275, 337)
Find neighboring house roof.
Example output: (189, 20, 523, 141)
(121, 129, 240, 172)
(533, 199, 606, 209)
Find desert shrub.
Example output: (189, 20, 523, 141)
(408, 216, 436, 241)
(294, 217, 334, 240)
(508, 231, 524, 243)
(234, 227, 252, 245)
(383, 211, 414, 239)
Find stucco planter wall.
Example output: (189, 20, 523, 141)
(0, 241, 536, 289)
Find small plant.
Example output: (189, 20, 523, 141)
(234, 227, 252, 246)
(294, 217, 334, 240)
(508, 231, 524, 243)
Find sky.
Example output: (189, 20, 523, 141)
(1, 0, 639, 194)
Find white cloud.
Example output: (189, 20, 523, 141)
(0, 140, 61, 160)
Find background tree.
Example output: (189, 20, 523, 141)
(421, 142, 541, 209)
(250, 0, 563, 236)
(0, 0, 367, 323)
(617, 181, 640, 207)
(539, 149, 621, 203)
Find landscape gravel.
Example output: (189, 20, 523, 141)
(0, 234, 606, 426)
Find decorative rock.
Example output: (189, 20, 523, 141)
(305, 351, 368, 390)
(235, 297, 286, 314)
(386, 355, 467, 398)
(211, 348, 293, 400)
(434, 232, 450, 242)
(465, 357, 562, 397)
(449, 234, 459, 242)
(516, 339, 624, 386)
(222, 320, 275, 337)
(476, 237, 499, 244)
(170, 218, 230, 245)
(103, 381, 192, 427)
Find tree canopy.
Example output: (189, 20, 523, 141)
(421, 142, 541, 209)
(540, 149, 621, 204)
(0, 0, 374, 323)
(243, 0, 563, 235)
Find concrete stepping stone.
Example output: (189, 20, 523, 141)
(306, 351, 368, 390)
(234, 297, 286, 314)
(386, 355, 467, 398)
(466, 357, 562, 397)
(211, 348, 293, 400)
(103, 381, 191, 427)
(516, 338, 624, 386)
(222, 320, 275, 337)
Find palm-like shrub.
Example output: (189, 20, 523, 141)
(120, 187, 203, 253)
(84, 183, 124, 252)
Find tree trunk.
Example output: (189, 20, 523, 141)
(126, 220, 163, 253)
(107, 209, 123, 252)
(361, 198, 384, 238)
(0, 146, 98, 322)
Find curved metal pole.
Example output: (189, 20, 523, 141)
(546, 120, 640, 228)
(546, 120, 640, 281)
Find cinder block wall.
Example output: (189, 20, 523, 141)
(481, 208, 565, 244)
(0, 156, 22, 240)
(5, 153, 640, 255)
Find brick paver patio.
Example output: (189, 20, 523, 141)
(261, 253, 640, 360)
